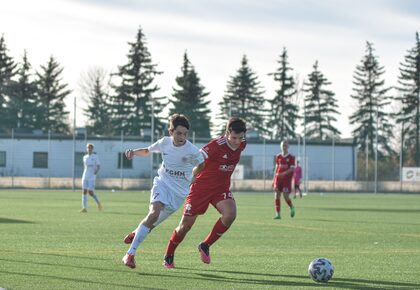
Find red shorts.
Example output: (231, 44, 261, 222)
(183, 189, 235, 216)
(274, 178, 292, 193)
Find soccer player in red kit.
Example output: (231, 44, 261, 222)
(273, 140, 296, 219)
(163, 117, 247, 268)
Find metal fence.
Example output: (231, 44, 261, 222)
(0, 130, 410, 192)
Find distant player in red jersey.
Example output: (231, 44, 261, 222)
(293, 160, 302, 199)
(273, 140, 296, 219)
(163, 117, 247, 268)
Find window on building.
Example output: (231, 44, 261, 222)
(118, 152, 133, 169)
(33, 152, 48, 168)
(0, 151, 6, 167)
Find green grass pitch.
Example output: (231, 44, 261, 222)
(0, 189, 419, 289)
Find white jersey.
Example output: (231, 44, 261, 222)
(82, 153, 100, 180)
(148, 136, 204, 198)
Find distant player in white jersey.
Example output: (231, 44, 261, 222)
(122, 114, 205, 269)
(80, 143, 102, 213)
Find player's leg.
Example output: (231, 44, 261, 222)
(199, 197, 236, 264)
(164, 214, 198, 268)
(283, 183, 295, 218)
(274, 187, 281, 219)
(296, 183, 302, 198)
(88, 180, 101, 210)
(123, 201, 165, 269)
(80, 179, 88, 212)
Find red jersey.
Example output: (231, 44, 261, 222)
(192, 136, 246, 193)
(275, 153, 295, 181)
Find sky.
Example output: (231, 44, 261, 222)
(1, 0, 420, 138)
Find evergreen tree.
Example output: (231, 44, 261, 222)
(0, 34, 17, 132)
(8, 50, 38, 130)
(218, 55, 266, 135)
(395, 32, 420, 166)
(267, 48, 299, 140)
(110, 27, 164, 136)
(35, 56, 71, 133)
(170, 52, 211, 138)
(303, 60, 341, 140)
(80, 67, 113, 136)
(349, 42, 394, 157)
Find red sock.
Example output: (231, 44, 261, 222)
(165, 229, 185, 256)
(275, 198, 280, 214)
(203, 218, 229, 246)
(286, 198, 293, 208)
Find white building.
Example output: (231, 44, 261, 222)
(0, 133, 356, 181)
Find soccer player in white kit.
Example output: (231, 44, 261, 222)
(122, 114, 205, 269)
(80, 143, 102, 212)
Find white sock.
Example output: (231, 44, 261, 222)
(127, 224, 150, 256)
(82, 194, 87, 208)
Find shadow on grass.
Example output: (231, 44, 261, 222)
(143, 267, 420, 289)
(0, 217, 34, 224)
(2, 257, 419, 289)
(0, 270, 165, 290)
(0, 251, 108, 261)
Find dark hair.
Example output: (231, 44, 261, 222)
(169, 114, 190, 131)
(225, 117, 247, 135)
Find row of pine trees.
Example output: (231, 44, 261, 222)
(0, 27, 419, 166)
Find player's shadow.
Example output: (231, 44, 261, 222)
(176, 267, 420, 289)
(0, 217, 34, 224)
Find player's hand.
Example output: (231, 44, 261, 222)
(125, 149, 133, 160)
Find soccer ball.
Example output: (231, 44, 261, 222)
(308, 258, 334, 283)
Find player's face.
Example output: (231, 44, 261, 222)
(170, 126, 188, 147)
(86, 146, 93, 154)
(281, 142, 288, 153)
(226, 131, 245, 150)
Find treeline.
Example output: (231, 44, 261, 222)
(0, 27, 419, 166)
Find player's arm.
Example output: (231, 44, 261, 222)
(278, 165, 295, 177)
(190, 162, 205, 184)
(125, 148, 151, 160)
(273, 164, 278, 179)
(95, 164, 100, 175)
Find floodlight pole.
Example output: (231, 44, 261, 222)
(332, 134, 335, 192)
(72, 97, 76, 192)
(399, 122, 404, 192)
(150, 97, 155, 187)
(374, 104, 379, 194)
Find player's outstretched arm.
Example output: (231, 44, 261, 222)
(125, 148, 150, 160)
(190, 162, 205, 184)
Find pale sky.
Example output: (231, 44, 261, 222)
(1, 0, 420, 138)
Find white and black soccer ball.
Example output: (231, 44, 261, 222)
(308, 258, 334, 283)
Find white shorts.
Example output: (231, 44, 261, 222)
(150, 177, 187, 226)
(82, 179, 96, 191)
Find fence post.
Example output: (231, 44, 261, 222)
(263, 138, 266, 191)
(11, 128, 14, 189)
(120, 131, 124, 190)
(48, 130, 51, 189)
